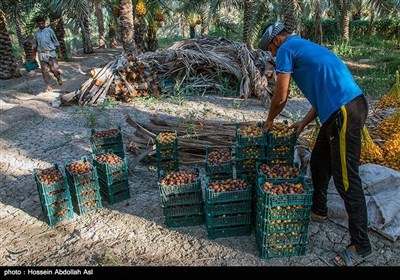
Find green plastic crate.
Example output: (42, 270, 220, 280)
(72, 197, 103, 216)
(235, 122, 266, 146)
(164, 213, 204, 228)
(68, 178, 100, 196)
(34, 164, 69, 196)
(158, 169, 201, 197)
(160, 191, 203, 207)
(206, 224, 251, 240)
(257, 203, 312, 221)
(163, 203, 204, 218)
(256, 162, 302, 182)
(205, 200, 252, 215)
(157, 159, 179, 178)
(265, 145, 294, 160)
(46, 207, 74, 227)
(266, 121, 297, 146)
(156, 148, 179, 161)
(205, 211, 252, 228)
(100, 188, 130, 205)
(97, 168, 128, 185)
(39, 188, 71, 206)
(235, 145, 265, 160)
(255, 214, 310, 234)
(255, 228, 308, 247)
(92, 142, 125, 159)
(155, 130, 178, 150)
(205, 146, 234, 174)
(99, 179, 129, 196)
(206, 172, 233, 181)
(235, 159, 259, 173)
(65, 156, 98, 186)
(256, 177, 313, 208)
(71, 188, 101, 205)
(92, 154, 127, 175)
(204, 177, 252, 204)
(43, 198, 74, 217)
(258, 243, 307, 259)
(90, 127, 122, 146)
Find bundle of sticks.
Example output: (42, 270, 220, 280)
(125, 113, 237, 166)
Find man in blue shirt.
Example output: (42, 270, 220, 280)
(258, 21, 372, 266)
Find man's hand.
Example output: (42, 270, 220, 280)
(264, 119, 274, 132)
(290, 121, 306, 135)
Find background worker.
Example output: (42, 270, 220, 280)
(32, 17, 63, 92)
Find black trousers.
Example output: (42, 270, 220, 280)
(311, 94, 371, 255)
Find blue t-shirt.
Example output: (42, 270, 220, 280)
(276, 35, 362, 123)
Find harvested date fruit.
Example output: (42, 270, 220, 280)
(96, 153, 123, 165)
(67, 161, 93, 174)
(54, 209, 69, 216)
(156, 132, 176, 144)
(261, 182, 305, 195)
(83, 200, 97, 207)
(258, 164, 300, 178)
(160, 171, 198, 186)
(93, 129, 119, 138)
(238, 124, 262, 137)
(207, 149, 231, 164)
(37, 168, 63, 185)
(207, 179, 248, 192)
(270, 122, 293, 137)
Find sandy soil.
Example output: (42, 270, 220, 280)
(0, 48, 399, 269)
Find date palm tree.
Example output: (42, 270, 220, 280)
(52, 0, 93, 54)
(282, 0, 296, 33)
(93, 0, 106, 48)
(119, 0, 135, 54)
(0, 10, 21, 79)
(243, 0, 254, 49)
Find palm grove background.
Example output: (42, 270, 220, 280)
(0, 0, 399, 99)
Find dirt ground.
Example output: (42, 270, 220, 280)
(0, 48, 399, 269)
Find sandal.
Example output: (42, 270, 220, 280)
(333, 247, 373, 267)
(311, 212, 327, 223)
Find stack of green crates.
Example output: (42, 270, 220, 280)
(204, 175, 253, 239)
(65, 157, 103, 215)
(93, 154, 130, 205)
(264, 122, 296, 166)
(255, 176, 313, 259)
(158, 169, 204, 227)
(235, 122, 266, 189)
(156, 131, 179, 178)
(90, 127, 124, 159)
(205, 146, 233, 180)
(33, 164, 74, 226)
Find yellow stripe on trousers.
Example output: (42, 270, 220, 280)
(340, 106, 349, 191)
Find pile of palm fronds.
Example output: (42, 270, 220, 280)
(66, 36, 276, 106)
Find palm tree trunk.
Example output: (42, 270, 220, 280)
(200, 8, 210, 36)
(0, 12, 21, 79)
(50, 15, 68, 59)
(94, 0, 106, 48)
(367, 7, 375, 37)
(119, 0, 135, 54)
(147, 24, 158, 51)
(340, 0, 350, 42)
(243, 0, 254, 49)
(79, 0, 93, 54)
(314, 0, 323, 44)
(283, 0, 296, 33)
(134, 16, 146, 54)
(13, 13, 26, 62)
(189, 26, 196, 38)
(109, 21, 118, 48)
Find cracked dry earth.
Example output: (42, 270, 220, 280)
(1, 48, 399, 267)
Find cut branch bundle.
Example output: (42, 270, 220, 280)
(125, 113, 237, 166)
